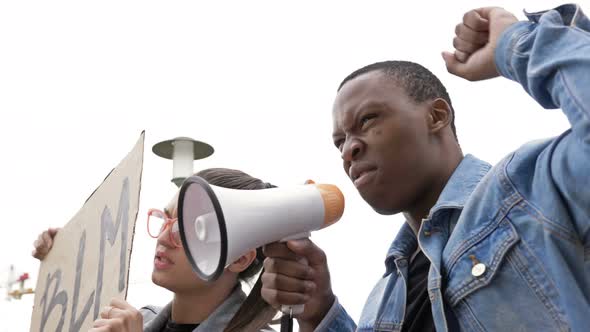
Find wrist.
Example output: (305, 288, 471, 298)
(494, 21, 530, 81)
(297, 292, 336, 331)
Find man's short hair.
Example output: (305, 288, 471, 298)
(338, 60, 457, 140)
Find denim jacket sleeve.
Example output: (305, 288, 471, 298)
(313, 297, 357, 332)
(494, 4, 590, 242)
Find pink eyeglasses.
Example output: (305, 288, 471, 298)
(147, 208, 182, 248)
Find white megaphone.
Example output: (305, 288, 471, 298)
(177, 176, 344, 315)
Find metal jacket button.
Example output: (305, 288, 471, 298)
(471, 263, 486, 277)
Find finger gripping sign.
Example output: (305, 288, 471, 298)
(30, 132, 144, 332)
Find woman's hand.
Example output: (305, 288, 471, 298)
(32, 227, 60, 260)
(89, 298, 143, 332)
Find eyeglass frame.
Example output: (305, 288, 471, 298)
(147, 208, 182, 248)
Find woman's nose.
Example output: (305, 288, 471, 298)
(157, 223, 175, 247)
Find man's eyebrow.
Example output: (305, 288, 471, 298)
(332, 101, 385, 139)
(359, 101, 387, 111)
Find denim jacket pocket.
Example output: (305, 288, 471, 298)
(445, 218, 519, 305)
(444, 218, 568, 331)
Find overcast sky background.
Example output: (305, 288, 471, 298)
(0, 0, 580, 330)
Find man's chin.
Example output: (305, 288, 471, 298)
(361, 193, 400, 215)
(372, 205, 400, 215)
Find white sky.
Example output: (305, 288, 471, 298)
(0, 0, 580, 330)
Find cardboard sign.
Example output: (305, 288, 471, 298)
(30, 133, 144, 332)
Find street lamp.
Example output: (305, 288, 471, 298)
(152, 137, 214, 187)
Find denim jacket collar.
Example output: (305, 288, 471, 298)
(384, 223, 417, 275)
(384, 154, 491, 271)
(430, 154, 491, 213)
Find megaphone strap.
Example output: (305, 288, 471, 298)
(280, 313, 293, 332)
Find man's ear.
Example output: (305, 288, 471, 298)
(428, 98, 453, 134)
(227, 249, 257, 273)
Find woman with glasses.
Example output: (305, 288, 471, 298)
(32, 168, 277, 332)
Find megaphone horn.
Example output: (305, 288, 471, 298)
(177, 176, 344, 282)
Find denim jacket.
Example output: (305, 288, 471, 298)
(317, 4, 590, 331)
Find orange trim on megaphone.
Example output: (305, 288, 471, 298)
(315, 184, 345, 228)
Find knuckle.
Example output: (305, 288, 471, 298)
(262, 287, 299, 305)
(260, 272, 271, 286)
(261, 288, 278, 303)
(263, 257, 275, 271)
(490, 7, 502, 16)
(268, 273, 280, 286)
(306, 281, 317, 293)
(299, 280, 311, 293)
(274, 274, 287, 288)
(298, 265, 312, 279)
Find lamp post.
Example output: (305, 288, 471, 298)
(152, 137, 214, 187)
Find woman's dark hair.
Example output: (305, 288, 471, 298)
(195, 168, 277, 332)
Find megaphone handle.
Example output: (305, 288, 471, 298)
(280, 231, 311, 316)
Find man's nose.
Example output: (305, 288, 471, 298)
(341, 138, 363, 162)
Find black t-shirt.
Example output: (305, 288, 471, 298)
(401, 250, 435, 332)
(162, 320, 199, 332)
